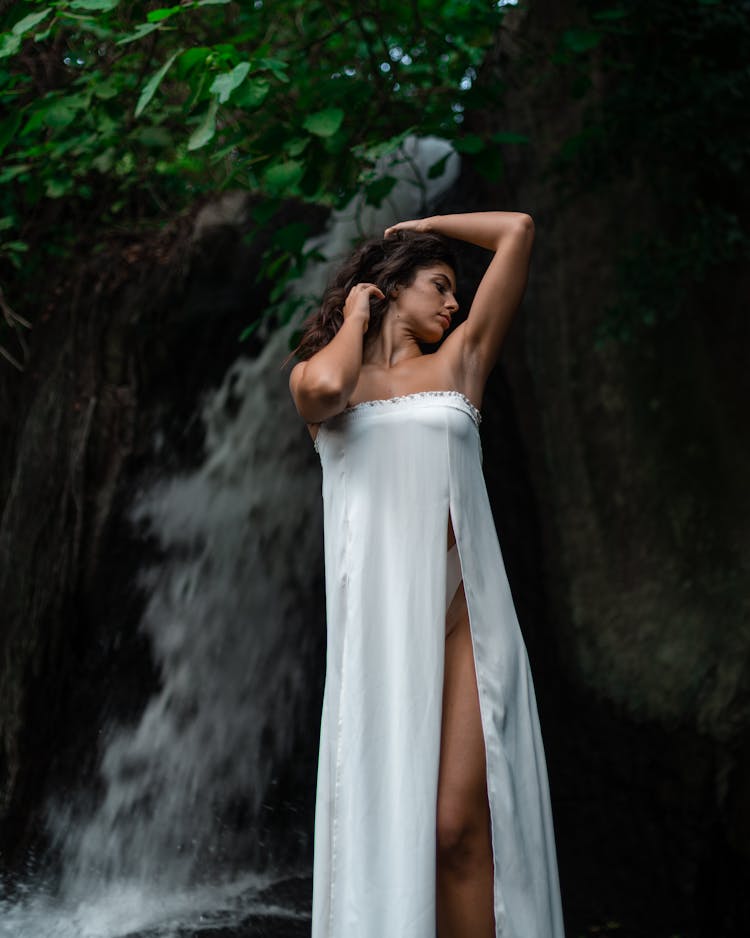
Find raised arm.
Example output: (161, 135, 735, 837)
(289, 282, 383, 424)
(384, 211, 534, 391)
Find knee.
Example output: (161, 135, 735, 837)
(436, 799, 490, 876)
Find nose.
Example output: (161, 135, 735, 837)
(445, 294, 458, 313)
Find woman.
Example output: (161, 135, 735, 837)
(289, 212, 565, 938)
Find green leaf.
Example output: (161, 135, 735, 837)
(178, 47, 211, 73)
(114, 151, 135, 176)
(263, 159, 304, 193)
(20, 106, 45, 136)
(44, 102, 79, 129)
(256, 57, 289, 82)
(303, 107, 344, 137)
(133, 126, 172, 148)
(187, 98, 219, 150)
(46, 177, 74, 198)
(91, 148, 115, 172)
(286, 326, 303, 351)
(264, 250, 291, 281)
(12, 8, 52, 37)
(272, 221, 311, 254)
(453, 134, 484, 154)
(209, 62, 251, 104)
(250, 200, 281, 226)
(93, 77, 119, 99)
(0, 165, 30, 183)
(135, 49, 183, 117)
(358, 128, 416, 162)
(94, 112, 117, 135)
(0, 111, 22, 156)
(427, 153, 450, 180)
(0, 33, 22, 59)
(232, 77, 270, 109)
(562, 29, 601, 53)
(70, 0, 120, 10)
(116, 22, 160, 45)
(285, 136, 308, 157)
(238, 319, 262, 342)
(364, 175, 397, 207)
(147, 6, 182, 23)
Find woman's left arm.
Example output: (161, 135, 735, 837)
(385, 211, 534, 387)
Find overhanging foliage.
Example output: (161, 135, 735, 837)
(0, 0, 519, 361)
(0, 0, 507, 258)
(0, 0, 748, 365)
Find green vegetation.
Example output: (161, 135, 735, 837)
(0, 0, 747, 363)
(0, 0, 511, 359)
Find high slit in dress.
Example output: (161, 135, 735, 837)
(311, 390, 565, 938)
(445, 540, 463, 622)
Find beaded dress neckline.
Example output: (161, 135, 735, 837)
(313, 390, 481, 453)
(342, 390, 481, 425)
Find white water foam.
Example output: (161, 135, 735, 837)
(0, 872, 305, 938)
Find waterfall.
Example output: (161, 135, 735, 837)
(0, 135, 460, 937)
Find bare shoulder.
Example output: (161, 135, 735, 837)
(288, 363, 319, 443)
(289, 360, 306, 393)
(288, 360, 309, 413)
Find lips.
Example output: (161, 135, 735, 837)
(437, 313, 451, 329)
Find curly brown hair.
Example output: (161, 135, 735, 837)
(289, 230, 458, 362)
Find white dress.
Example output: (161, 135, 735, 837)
(312, 390, 565, 938)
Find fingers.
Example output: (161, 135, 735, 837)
(347, 282, 384, 299)
(383, 219, 425, 238)
(384, 222, 408, 238)
(342, 282, 385, 326)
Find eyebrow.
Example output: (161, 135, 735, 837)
(433, 272, 456, 291)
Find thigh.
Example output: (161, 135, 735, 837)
(438, 598, 489, 813)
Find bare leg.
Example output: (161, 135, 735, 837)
(437, 578, 495, 936)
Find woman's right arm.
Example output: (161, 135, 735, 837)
(289, 282, 382, 424)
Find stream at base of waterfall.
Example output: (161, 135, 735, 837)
(0, 874, 312, 938)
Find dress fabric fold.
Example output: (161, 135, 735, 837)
(312, 391, 565, 938)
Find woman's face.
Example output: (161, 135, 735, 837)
(389, 263, 459, 343)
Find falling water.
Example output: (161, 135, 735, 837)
(0, 136, 460, 937)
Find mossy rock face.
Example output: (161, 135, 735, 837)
(536, 287, 750, 738)
(456, 5, 750, 932)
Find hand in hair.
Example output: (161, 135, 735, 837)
(343, 282, 385, 334)
(384, 218, 432, 239)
